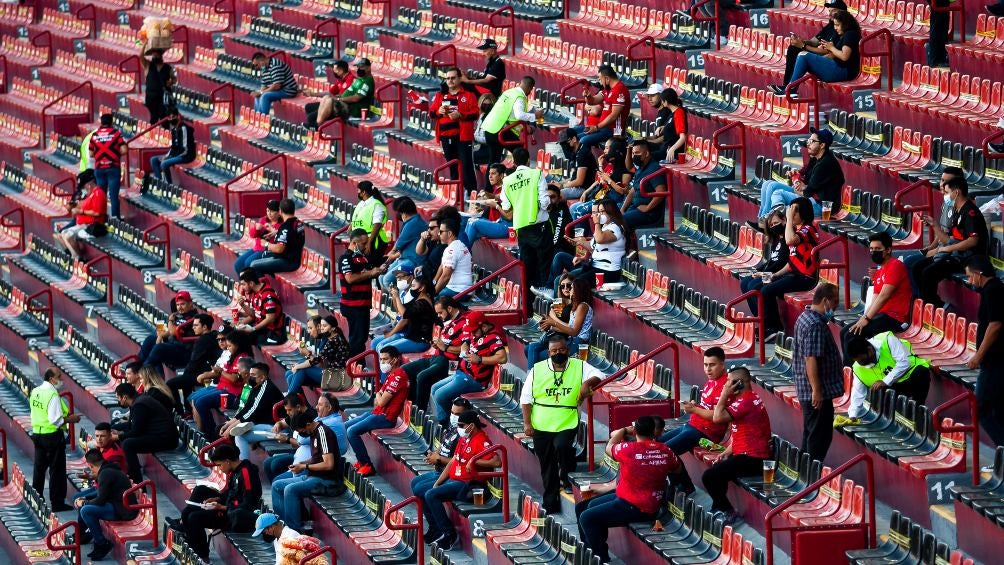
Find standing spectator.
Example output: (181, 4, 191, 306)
(189, 333, 251, 438)
(761, 198, 819, 339)
(556, 129, 598, 200)
(526, 275, 594, 366)
(780, 1, 844, 85)
(701, 367, 773, 524)
(549, 200, 627, 288)
(521, 334, 602, 514)
(303, 60, 355, 128)
(622, 140, 666, 228)
(842, 232, 911, 351)
(271, 411, 345, 531)
(481, 77, 544, 166)
(403, 297, 469, 410)
(345, 346, 410, 476)
(149, 108, 196, 185)
(792, 283, 843, 461)
(572, 65, 630, 159)
(139, 46, 175, 124)
(416, 216, 447, 275)
(72, 422, 128, 503)
(138, 290, 198, 371)
(911, 177, 989, 308)
(754, 128, 842, 222)
(351, 181, 390, 265)
(89, 114, 126, 218)
(235, 269, 287, 345)
(285, 315, 350, 394)
(339, 229, 384, 357)
(431, 68, 480, 195)
(74, 448, 137, 560)
(576, 416, 679, 562)
(434, 217, 474, 298)
(430, 311, 508, 425)
(221, 362, 284, 459)
(112, 382, 179, 484)
(502, 147, 553, 294)
(54, 174, 106, 261)
(249, 198, 304, 276)
(167, 313, 218, 411)
(380, 197, 428, 288)
(250, 52, 298, 115)
(964, 256, 1004, 448)
(644, 86, 688, 163)
(844, 333, 931, 421)
(570, 138, 632, 219)
(928, 0, 950, 67)
(30, 368, 81, 512)
(372, 275, 435, 354)
(461, 38, 506, 97)
(233, 199, 281, 275)
(740, 209, 788, 314)
(464, 163, 511, 244)
(332, 58, 375, 119)
(773, 10, 861, 92)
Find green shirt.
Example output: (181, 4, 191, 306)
(342, 74, 375, 117)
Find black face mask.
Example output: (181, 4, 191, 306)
(561, 144, 575, 160)
(551, 353, 569, 366)
(632, 156, 645, 168)
(356, 68, 368, 77)
(410, 289, 420, 298)
(769, 224, 785, 236)
(262, 533, 276, 543)
(870, 251, 885, 264)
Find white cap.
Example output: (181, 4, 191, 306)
(645, 83, 665, 95)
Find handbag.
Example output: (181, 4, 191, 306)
(85, 223, 108, 237)
(320, 367, 352, 391)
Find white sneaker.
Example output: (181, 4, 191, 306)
(981, 464, 995, 474)
(531, 286, 555, 299)
(229, 421, 254, 436)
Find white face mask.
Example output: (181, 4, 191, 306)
(396, 279, 410, 291)
(457, 426, 470, 439)
(449, 414, 460, 428)
(379, 362, 392, 374)
(943, 193, 952, 204)
(599, 213, 609, 224)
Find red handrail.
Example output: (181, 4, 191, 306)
(983, 129, 1004, 159)
(213, 0, 236, 32)
(488, 6, 515, 56)
(209, 83, 236, 125)
(222, 153, 288, 234)
(812, 234, 851, 310)
(318, 117, 345, 164)
(931, 391, 980, 487)
(346, 349, 380, 382)
(298, 546, 337, 565)
(376, 80, 403, 130)
(0, 428, 7, 486)
(110, 354, 139, 381)
(0, 54, 7, 94)
(929, 0, 966, 45)
(45, 520, 82, 565)
(123, 480, 157, 545)
(712, 121, 747, 184)
(563, 213, 592, 237)
(726, 290, 765, 365)
(893, 179, 934, 214)
(586, 341, 680, 471)
(51, 175, 77, 201)
(385, 495, 424, 565)
(31, 30, 53, 66)
(453, 258, 526, 322)
(690, 0, 721, 50)
(313, 18, 340, 59)
(764, 453, 876, 565)
(860, 28, 894, 92)
(198, 436, 233, 467)
(785, 75, 819, 130)
(467, 444, 509, 521)
(0, 207, 25, 252)
(626, 36, 656, 86)
(171, 25, 191, 65)
(142, 221, 172, 271)
(41, 81, 93, 149)
(59, 391, 76, 447)
(73, 3, 96, 39)
(118, 54, 142, 94)
(499, 119, 535, 148)
(327, 225, 350, 294)
(637, 165, 674, 230)
(560, 78, 591, 106)
(27, 288, 54, 341)
(85, 254, 113, 306)
(122, 116, 172, 183)
(433, 159, 464, 209)
(430, 44, 457, 69)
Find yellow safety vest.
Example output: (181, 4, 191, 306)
(351, 197, 389, 243)
(851, 332, 930, 387)
(80, 130, 94, 172)
(482, 86, 526, 135)
(30, 384, 66, 435)
(530, 358, 583, 433)
(502, 167, 543, 230)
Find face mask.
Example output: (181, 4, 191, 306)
(396, 279, 410, 291)
(551, 353, 569, 366)
(53, 380, 64, 390)
(561, 144, 575, 159)
(870, 250, 885, 264)
(770, 224, 785, 236)
(410, 289, 421, 298)
(449, 414, 460, 428)
(457, 426, 470, 439)
(943, 193, 952, 204)
(824, 301, 835, 320)
(632, 156, 645, 168)
(599, 213, 609, 224)
(262, 534, 276, 543)
(356, 68, 367, 77)
(379, 362, 392, 374)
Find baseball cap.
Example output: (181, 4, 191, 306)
(809, 127, 833, 146)
(174, 290, 192, 303)
(252, 513, 280, 537)
(457, 410, 486, 428)
(823, 0, 847, 9)
(477, 38, 498, 50)
(557, 128, 578, 145)
(465, 310, 487, 331)
(394, 260, 416, 275)
(353, 57, 371, 67)
(645, 83, 666, 95)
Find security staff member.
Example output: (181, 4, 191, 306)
(481, 76, 544, 167)
(30, 368, 81, 512)
(843, 332, 931, 420)
(350, 181, 390, 266)
(520, 334, 602, 514)
(501, 147, 552, 299)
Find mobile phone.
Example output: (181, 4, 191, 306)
(733, 380, 745, 391)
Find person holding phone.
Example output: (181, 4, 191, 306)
(777, 1, 846, 87)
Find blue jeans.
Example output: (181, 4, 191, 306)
(418, 477, 470, 535)
(623, 206, 664, 229)
(571, 125, 613, 161)
(255, 90, 293, 114)
(150, 154, 188, 185)
(93, 166, 122, 218)
(569, 201, 593, 220)
(658, 423, 708, 492)
(233, 424, 275, 459)
(465, 218, 511, 246)
(79, 502, 117, 544)
(285, 366, 323, 394)
(264, 452, 295, 482)
(234, 249, 265, 275)
(526, 336, 579, 368)
(249, 255, 300, 275)
(575, 492, 652, 563)
(430, 371, 484, 425)
(271, 474, 336, 530)
(740, 275, 766, 316)
(371, 333, 430, 355)
(74, 487, 96, 503)
(344, 413, 395, 465)
(789, 52, 852, 85)
(189, 386, 226, 435)
(757, 180, 823, 219)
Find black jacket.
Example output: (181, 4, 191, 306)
(235, 379, 283, 425)
(87, 461, 138, 520)
(120, 393, 177, 442)
(166, 122, 196, 162)
(800, 150, 844, 205)
(220, 460, 262, 513)
(184, 332, 221, 379)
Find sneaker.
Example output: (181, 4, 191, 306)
(745, 220, 764, 233)
(229, 421, 254, 436)
(88, 541, 114, 560)
(763, 329, 783, 343)
(769, 85, 785, 96)
(357, 462, 375, 476)
(165, 516, 183, 529)
(436, 531, 459, 551)
(981, 464, 995, 473)
(561, 482, 573, 495)
(530, 286, 555, 299)
(424, 529, 445, 545)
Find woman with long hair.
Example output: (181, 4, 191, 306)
(550, 199, 628, 288)
(760, 197, 819, 339)
(139, 365, 174, 411)
(525, 274, 594, 366)
(774, 10, 861, 92)
(372, 275, 436, 357)
(739, 208, 790, 320)
(285, 315, 350, 393)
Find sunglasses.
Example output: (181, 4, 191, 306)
(559, 283, 573, 288)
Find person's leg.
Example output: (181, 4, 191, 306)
(801, 398, 835, 462)
(159, 155, 186, 185)
(976, 366, 1004, 446)
(234, 250, 264, 277)
(145, 341, 189, 372)
(48, 437, 67, 505)
(801, 53, 851, 82)
(381, 336, 431, 355)
(569, 201, 591, 220)
(525, 339, 547, 368)
(106, 167, 122, 218)
(561, 187, 585, 200)
(553, 426, 578, 491)
(768, 185, 800, 211)
(788, 52, 813, 86)
(783, 45, 802, 85)
(901, 252, 926, 298)
(79, 502, 117, 545)
(701, 454, 763, 512)
(249, 255, 299, 276)
(316, 96, 334, 125)
(456, 141, 477, 194)
(575, 491, 616, 540)
(413, 356, 448, 410)
(893, 365, 931, 408)
(137, 333, 158, 363)
(345, 413, 395, 466)
(918, 257, 961, 308)
(410, 472, 441, 533)
(740, 276, 765, 316)
(760, 274, 816, 334)
(270, 475, 300, 525)
(31, 432, 58, 503)
(533, 429, 562, 512)
(579, 495, 648, 563)
(660, 424, 706, 493)
(120, 437, 145, 484)
(431, 371, 483, 425)
(423, 479, 469, 537)
(192, 388, 224, 437)
(859, 313, 907, 338)
(757, 180, 789, 218)
(286, 366, 323, 394)
(184, 508, 228, 560)
(257, 91, 288, 115)
(73, 487, 97, 503)
(928, 0, 950, 66)
(232, 424, 275, 459)
(150, 155, 164, 180)
(265, 453, 294, 483)
(341, 306, 370, 358)
(549, 252, 576, 287)
(282, 476, 327, 531)
(575, 128, 612, 161)
(466, 218, 511, 245)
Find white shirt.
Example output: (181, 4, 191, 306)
(519, 359, 604, 405)
(273, 525, 300, 563)
(848, 333, 912, 418)
(441, 239, 474, 293)
(590, 222, 625, 272)
(214, 349, 232, 369)
(511, 97, 538, 123)
(38, 381, 66, 428)
(500, 165, 550, 225)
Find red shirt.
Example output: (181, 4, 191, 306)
(600, 81, 630, 132)
(725, 391, 772, 459)
(447, 429, 492, 482)
(461, 329, 506, 385)
(89, 126, 125, 169)
(439, 313, 469, 362)
(100, 442, 128, 475)
(251, 282, 284, 331)
(687, 375, 729, 442)
(874, 258, 910, 323)
(217, 352, 248, 396)
(372, 368, 409, 421)
(75, 188, 107, 225)
(430, 89, 480, 142)
(612, 440, 678, 514)
(329, 71, 355, 96)
(788, 224, 818, 277)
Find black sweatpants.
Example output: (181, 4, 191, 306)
(533, 427, 577, 513)
(485, 129, 520, 168)
(801, 398, 835, 462)
(911, 255, 962, 309)
(702, 454, 765, 512)
(518, 220, 554, 294)
(441, 136, 477, 194)
(977, 363, 1004, 447)
(340, 305, 371, 359)
(32, 430, 67, 505)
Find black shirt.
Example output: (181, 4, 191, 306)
(146, 62, 173, 106)
(274, 217, 305, 263)
(483, 56, 506, 98)
(574, 151, 599, 191)
(948, 200, 989, 259)
(424, 242, 447, 276)
(308, 421, 343, 482)
(220, 459, 263, 513)
(834, 30, 861, 78)
(977, 277, 1004, 365)
(402, 298, 435, 343)
(183, 332, 221, 379)
(814, 22, 837, 43)
(167, 122, 196, 162)
(760, 237, 790, 273)
(801, 150, 844, 205)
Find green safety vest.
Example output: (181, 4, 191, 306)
(530, 358, 583, 433)
(851, 331, 930, 387)
(351, 197, 389, 243)
(79, 130, 94, 172)
(482, 86, 527, 135)
(30, 384, 67, 435)
(502, 167, 543, 230)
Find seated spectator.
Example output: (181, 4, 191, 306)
(740, 208, 788, 314)
(841, 232, 911, 354)
(761, 198, 819, 339)
(271, 411, 345, 532)
(233, 199, 281, 275)
(550, 200, 627, 289)
(139, 365, 175, 413)
(268, 393, 348, 486)
(55, 175, 106, 261)
(73, 448, 138, 560)
(112, 383, 179, 484)
(345, 346, 410, 476)
(403, 297, 470, 410)
(772, 9, 861, 94)
(249, 198, 304, 276)
(659, 347, 730, 493)
(910, 177, 989, 308)
(137, 290, 198, 372)
(464, 164, 512, 245)
(166, 314, 219, 412)
(416, 216, 446, 275)
(190, 332, 252, 438)
(556, 129, 599, 200)
(351, 181, 390, 266)
(235, 269, 287, 345)
(433, 217, 474, 298)
(263, 394, 317, 482)
(285, 315, 351, 394)
(72, 422, 127, 504)
(379, 196, 428, 288)
(622, 141, 666, 228)
(753, 128, 841, 223)
(111, 362, 142, 432)
(903, 167, 964, 296)
(170, 444, 260, 562)
(332, 57, 375, 120)
(414, 410, 500, 549)
(250, 52, 298, 115)
(221, 362, 284, 459)
(526, 275, 593, 367)
(430, 311, 507, 426)
(572, 65, 629, 158)
(701, 367, 773, 524)
(303, 60, 354, 128)
(780, 1, 845, 86)
(576, 416, 679, 563)
(412, 397, 471, 482)
(251, 513, 299, 552)
(843, 333, 931, 422)
(372, 275, 435, 355)
(149, 108, 196, 185)
(648, 87, 687, 164)
(570, 138, 632, 220)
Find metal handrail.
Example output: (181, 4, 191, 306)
(51, 175, 77, 200)
(690, 0, 721, 50)
(45, 520, 81, 565)
(142, 221, 171, 271)
(893, 179, 934, 214)
(222, 153, 288, 234)
(122, 479, 157, 545)
(626, 36, 655, 86)
(430, 44, 457, 69)
(298, 546, 337, 565)
(375, 80, 403, 130)
(860, 28, 894, 92)
(983, 129, 1004, 159)
(118, 54, 142, 94)
(488, 6, 516, 56)
(726, 290, 765, 365)
(563, 213, 592, 237)
(72, 3, 96, 39)
(385, 496, 424, 565)
(931, 391, 980, 487)
(764, 453, 876, 565)
(171, 25, 191, 65)
(586, 341, 680, 471)
(0, 207, 25, 252)
(0, 54, 7, 94)
(110, 354, 139, 381)
(198, 436, 233, 467)
(41, 81, 93, 149)
(785, 75, 819, 130)
(85, 254, 113, 306)
(31, 30, 53, 66)
(59, 391, 76, 448)
(453, 258, 526, 321)
(313, 17, 340, 59)
(499, 119, 534, 148)
(712, 121, 747, 184)
(327, 225, 350, 294)
(637, 165, 674, 230)
(318, 117, 345, 163)
(209, 83, 236, 125)
(212, 0, 236, 32)
(346, 349, 380, 382)
(560, 78, 591, 106)
(433, 159, 464, 209)
(811, 234, 851, 310)
(27, 288, 54, 341)
(929, 0, 966, 45)
(467, 444, 510, 521)
(122, 116, 171, 183)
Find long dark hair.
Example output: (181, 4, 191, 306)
(593, 199, 628, 235)
(791, 197, 816, 226)
(831, 10, 860, 34)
